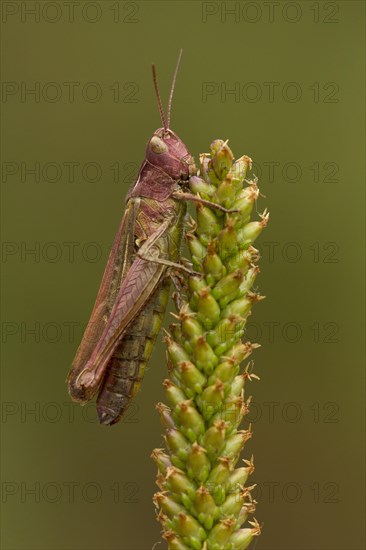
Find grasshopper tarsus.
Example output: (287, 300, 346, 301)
(172, 291, 183, 311)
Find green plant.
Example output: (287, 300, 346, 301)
(152, 140, 268, 550)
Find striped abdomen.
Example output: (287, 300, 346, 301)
(95, 280, 170, 425)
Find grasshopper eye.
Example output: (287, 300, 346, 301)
(150, 136, 168, 154)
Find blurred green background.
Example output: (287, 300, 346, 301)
(1, 1, 365, 549)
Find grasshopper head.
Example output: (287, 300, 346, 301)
(146, 128, 196, 181)
(148, 51, 196, 182)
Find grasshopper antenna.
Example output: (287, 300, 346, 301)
(152, 63, 167, 130)
(167, 48, 183, 130)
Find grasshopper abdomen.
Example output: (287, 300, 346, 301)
(96, 281, 170, 425)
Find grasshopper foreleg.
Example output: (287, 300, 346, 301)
(137, 247, 199, 275)
(172, 191, 239, 214)
(137, 228, 200, 276)
(138, 252, 191, 273)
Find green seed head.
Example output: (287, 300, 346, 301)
(202, 420, 227, 459)
(175, 400, 205, 441)
(165, 466, 197, 499)
(217, 219, 239, 261)
(215, 177, 237, 208)
(165, 428, 191, 458)
(172, 511, 207, 543)
(164, 379, 187, 407)
(198, 379, 225, 419)
(196, 204, 222, 244)
(237, 210, 269, 247)
(193, 484, 218, 518)
(231, 181, 259, 221)
(157, 402, 175, 429)
(164, 531, 192, 550)
(221, 428, 252, 459)
(186, 442, 211, 483)
(238, 265, 260, 297)
(166, 336, 191, 367)
(228, 519, 261, 550)
(212, 268, 244, 302)
(197, 289, 221, 328)
(154, 492, 185, 520)
(178, 361, 207, 395)
(203, 242, 226, 284)
(225, 248, 252, 273)
(151, 448, 172, 475)
(206, 517, 236, 547)
(153, 140, 267, 547)
(192, 335, 219, 374)
(179, 310, 204, 342)
(186, 232, 207, 267)
(208, 358, 239, 386)
(210, 139, 234, 181)
(189, 175, 216, 198)
(207, 456, 232, 487)
(227, 457, 255, 490)
(220, 488, 248, 517)
(228, 155, 252, 190)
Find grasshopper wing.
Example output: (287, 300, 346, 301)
(67, 198, 140, 402)
(72, 255, 166, 402)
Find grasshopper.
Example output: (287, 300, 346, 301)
(67, 51, 230, 425)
